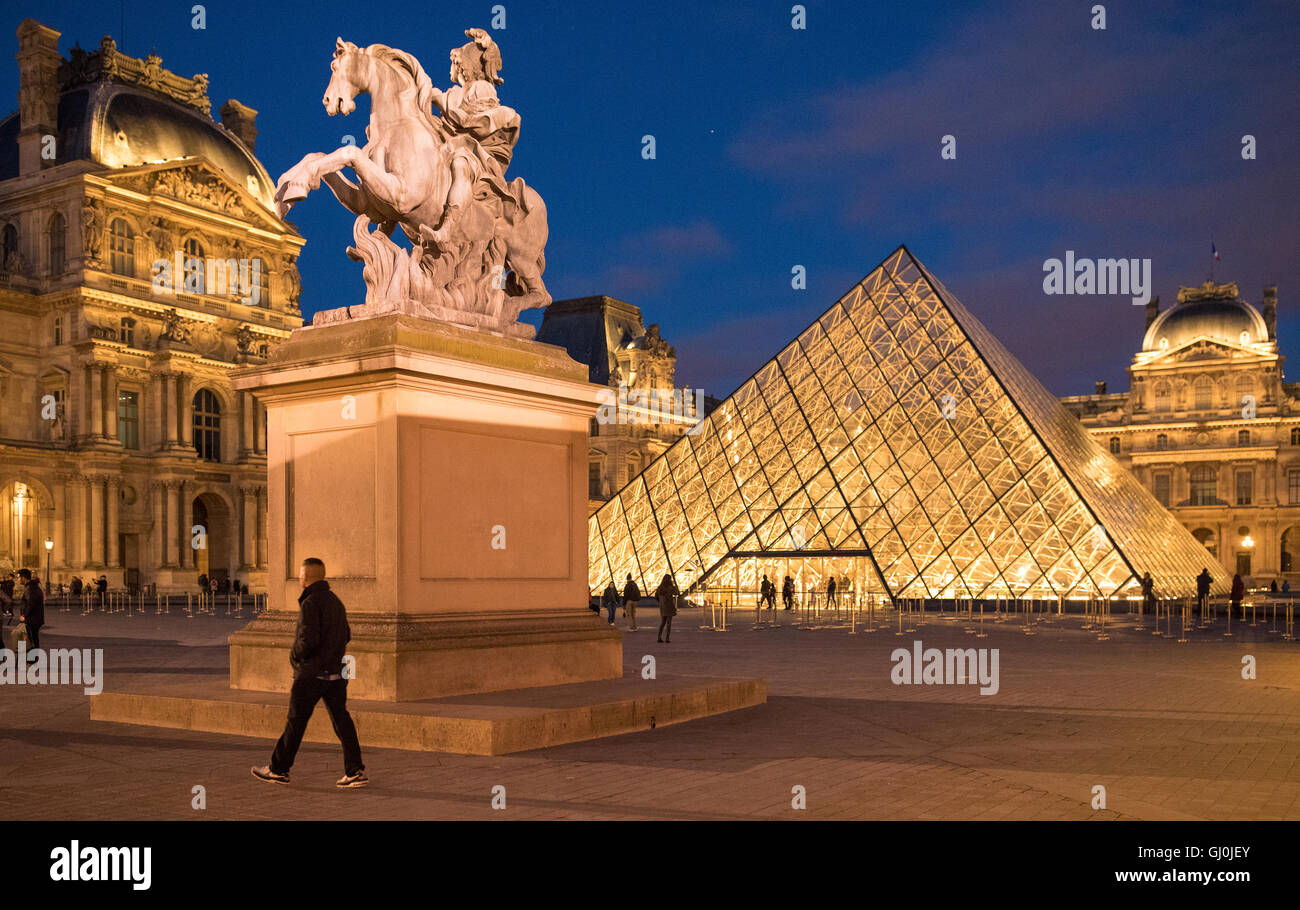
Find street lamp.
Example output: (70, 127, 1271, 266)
(44, 537, 53, 592)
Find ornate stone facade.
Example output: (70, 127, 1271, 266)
(536, 295, 712, 513)
(1061, 281, 1300, 583)
(0, 19, 305, 592)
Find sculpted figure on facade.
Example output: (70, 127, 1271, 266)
(274, 29, 550, 337)
(80, 199, 102, 266)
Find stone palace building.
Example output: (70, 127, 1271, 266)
(0, 19, 304, 592)
(537, 295, 713, 514)
(1061, 280, 1300, 583)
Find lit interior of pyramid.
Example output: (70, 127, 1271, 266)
(588, 247, 1230, 602)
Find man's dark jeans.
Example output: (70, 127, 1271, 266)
(270, 676, 364, 776)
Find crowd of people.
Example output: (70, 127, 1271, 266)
(589, 566, 1300, 638)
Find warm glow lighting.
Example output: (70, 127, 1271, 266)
(44, 538, 53, 551)
(1242, 536, 1255, 548)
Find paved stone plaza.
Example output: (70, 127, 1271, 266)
(3, 603, 1300, 820)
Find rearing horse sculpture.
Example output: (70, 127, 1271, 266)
(274, 35, 550, 335)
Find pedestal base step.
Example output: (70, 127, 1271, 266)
(90, 674, 766, 756)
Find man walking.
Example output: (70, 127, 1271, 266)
(16, 568, 43, 660)
(252, 558, 368, 788)
(622, 573, 641, 632)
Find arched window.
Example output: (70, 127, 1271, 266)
(109, 218, 134, 276)
(2, 222, 18, 270)
(48, 212, 66, 276)
(1238, 429, 1251, 447)
(1194, 376, 1214, 411)
(192, 388, 221, 462)
(1155, 433, 1168, 451)
(183, 237, 205, 293)
(1236, 374, 1253, 401)
(1190, 466, 1217, 506)
(1154, 382, 1171, 413)
(1193, 527, 1217, 557)
(1108, 436, 1120, 454)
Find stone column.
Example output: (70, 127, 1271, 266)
(70, 478, 88, 568)
(255, 399, 266, 454)
(241, 391, 255, 457)
(178, 481, 192, 569)
(89, 365, 104, 438)
(150, 373, 164, 451)
(52, 477, 67, 569)
(152, 482, 165, 572)
(165, 481, 180, 567)
(104, 365, 119, 443)
(256, 485, 268, 567)
(241, 485, 256, 569)
(163, 374, 179, 446)
(107, 476, 120, 567)
(89, 475, 105, 566)
(179, 374, 194, 451)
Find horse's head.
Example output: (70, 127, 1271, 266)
(324, 37, 364, 116)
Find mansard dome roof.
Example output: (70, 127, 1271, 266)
(1141, 282, 1268, 353)
(0, 41, 275, 212)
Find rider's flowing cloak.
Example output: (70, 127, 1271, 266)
(437, 81, 531, 220)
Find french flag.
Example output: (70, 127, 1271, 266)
(1213, 242, 1221, 261)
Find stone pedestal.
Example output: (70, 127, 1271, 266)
(229, 313, 620, 701)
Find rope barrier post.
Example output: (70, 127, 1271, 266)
(1224, 597, 1233, 637)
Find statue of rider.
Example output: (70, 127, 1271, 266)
(427, 29, 531, 245)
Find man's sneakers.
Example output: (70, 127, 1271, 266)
(251, 764, 370, 788)
(337, 770, 370, 789)
(250, 765, 290, 785)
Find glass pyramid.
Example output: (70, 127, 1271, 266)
(588, 247, 1230, 601)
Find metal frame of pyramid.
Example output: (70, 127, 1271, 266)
(587, 247, 1231, 601)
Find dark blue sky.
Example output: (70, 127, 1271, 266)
(11, 0, 1300, 399)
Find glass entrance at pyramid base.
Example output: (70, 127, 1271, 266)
(688, 554, 1144, 612)
(692, 555, 888, 612)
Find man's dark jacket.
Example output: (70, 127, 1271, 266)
(290, 580, 350, 679)
(622, 579, 641, 602)
(22, 580, 44, 629)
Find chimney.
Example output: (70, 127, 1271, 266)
(15, 19, 62, 176)
(1094, 381, 1107, 396)
(220, 99, 258, 152)
(1144, 295, 1160, 330)
(1263, 286, 1277, 340)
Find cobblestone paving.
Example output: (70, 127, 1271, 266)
(2, 603, 1298, 820)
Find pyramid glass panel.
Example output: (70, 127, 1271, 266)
(588, 247, 1231, 601)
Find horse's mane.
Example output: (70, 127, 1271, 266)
(363, 43, 441, 134)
